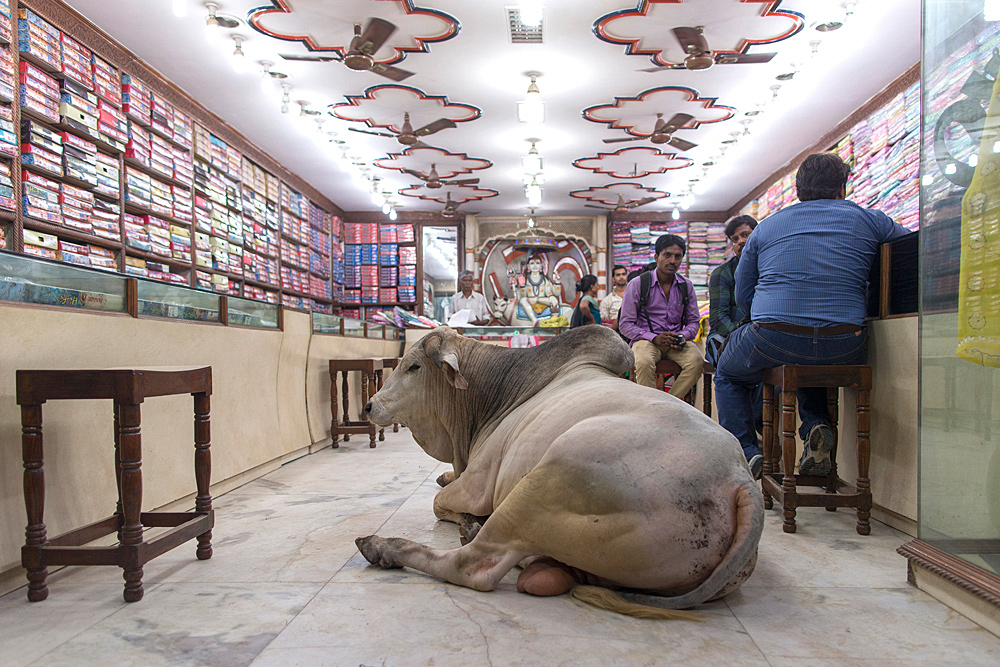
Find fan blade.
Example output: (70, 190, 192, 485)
(639, 64, 684, 72)
(402, 169, 429, 181)
(668, 137, 697, 152)
(369, 63, 415, 81)
(414, 118, 457, 137)
(410, 141, 430, 150)
(674, 26, 710, 55)
(584, 204, 610, 210)
(442, 178, 479, 186)
(603, 136, 644, 144)
(357, 17, 397, 55)
(716, 52, 776, 65)
(348, 127, 396, 138)
(279, 53, 342, 62)
(627, 197, 656, 209)
(665, 113, 694, 131)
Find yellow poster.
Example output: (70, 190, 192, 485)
(956, 66, 1000, 368)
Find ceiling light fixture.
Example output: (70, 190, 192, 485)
(389, 207, 398, 221)
(173, 0, 187, 18)
(809, 40, 822, 58)
(741, 119, 752, 136)
(231, 35, 246, 72)
(517, 72, 544, 123)
(987, 0, 1000, 20)
(525, 176, 542, 206)
(205, 2, 220, 29)
(527, 208, 537, 228)
(280, 83, 291, 114)
(522, 138, 543, 175)
(671, 206, 680, 221)
(519, 0, 543, 28)
(382, 200, 392, 214)
(770, 84, 782, 102)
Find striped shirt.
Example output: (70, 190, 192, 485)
(735, 199, 910, 327)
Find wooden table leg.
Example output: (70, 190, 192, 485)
(21, 403, 48, 602)
(114, 401, 124, 541)
(761, 384, 773, 510)
(856, 384, 872, 535)
(118, 402, 145, 602)
(363, 371, 376, 448)
(375, 370, 385, 442)
(342, 371, 351, 442)
(194, 392, 213, 560)
(330, 368, 339, 448)
(780, 388, 798, 534)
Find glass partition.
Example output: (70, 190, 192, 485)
(456, 326, 566, 343)
(422, 225, 458, 321)
(367, 323, 384, 339)
(343, 317, 366, 338)
(919, 0, 1000, 574)
(228, 295, 279, 328)
(0, 251, 126, 312)
(136, 278, 221, 322)
(313, 312, 343, 335)
(385, 326, 400, 341)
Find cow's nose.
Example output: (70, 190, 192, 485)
(364, 401, 372, 414)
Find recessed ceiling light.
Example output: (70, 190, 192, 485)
(744, 110, 762, 116)
(776, 72, 795, 81)
(813, 20, 843, 32)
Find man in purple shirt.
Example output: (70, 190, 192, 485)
(619, 234, 703, 397)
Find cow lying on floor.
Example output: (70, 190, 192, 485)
(358, 326, 764, 618)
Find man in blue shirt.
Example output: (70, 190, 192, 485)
(619, 234, 703, 397)
(715, 153, 909, 480)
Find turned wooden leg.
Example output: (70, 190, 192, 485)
(655, 371, 665, 393)
(375, 370, 385, 442)
(825, 388, 840, 508)
(194, 393, 213, 560)
(342, 371, 351, 442)
(703, 373, 712, 416)
(761, 384, 774, 510)
(118, 403, 145, 602)
(330, 367, 339, 448)
(363, 371, 376, 448)
(21, 404, 48, 602)
(856, 385, 872, 535)
(114, 401, 124, 540)
(781, 388, 798, 534)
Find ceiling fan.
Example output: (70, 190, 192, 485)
(404, 164, 479, 189)
(603, 113, 698, 151)
(642, 26, 777, 72)
(584, 194, 657, 214)
(440, 192, 478, 218)
(348, 112, 457, 146)
(279, 18, 414, 81)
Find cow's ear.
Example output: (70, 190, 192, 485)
(440, 351, 469, 390)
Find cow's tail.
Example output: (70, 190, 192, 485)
(569, 480, 764, 620)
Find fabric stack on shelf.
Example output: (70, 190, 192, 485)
(686, 221, 710, 316)
(707, 222, 728, 268)
(630, 223, 652, 267)
(612, 222, 631, 267)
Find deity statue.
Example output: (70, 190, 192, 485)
(515, 254, 560, 325)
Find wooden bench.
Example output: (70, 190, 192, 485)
(330, 359, 382, 448)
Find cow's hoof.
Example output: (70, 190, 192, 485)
(355, 535, 401, 569)
(436, 471, 455, 487)
(459, 521, 482, 546)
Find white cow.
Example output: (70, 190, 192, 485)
(359, 326, 764, 617)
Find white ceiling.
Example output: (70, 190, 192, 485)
(64, 0, 921, 217)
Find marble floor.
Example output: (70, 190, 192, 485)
(2, 429, 1000, 667)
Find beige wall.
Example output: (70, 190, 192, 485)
(0, 305, 397, 589)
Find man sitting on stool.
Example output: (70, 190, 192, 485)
(449, 270, 492, 325)
(714, 153, 909, 480)
(619, 234, 703, 398)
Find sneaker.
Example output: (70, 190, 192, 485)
(748, 454, 763, 481)
(799, 424, 835, 476)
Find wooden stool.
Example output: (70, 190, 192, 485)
(631, 360, 714, 416)
(330, 359, 382, 448)
(15, 367, 215, 603)
(760, 365, 872, 535)
(377, 358, 401, 433)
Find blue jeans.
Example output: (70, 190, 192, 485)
(714, 322, 867, 461)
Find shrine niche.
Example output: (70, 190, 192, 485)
(478, 229, 593, 327)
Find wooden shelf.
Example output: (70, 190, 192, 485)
(124, 157, 191, 190)
(124, 201, 190, 227)
(23, 217, 124, 249)
(125, 247, 192, 270)
(282, 286, 330, 302)
(338, 302, 414, 307)
(243, 277, 280, 291)
(21, 160, 65, 183)
(147, 124, 194, 154)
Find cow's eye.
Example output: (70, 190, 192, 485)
(407, 364, 420, 372)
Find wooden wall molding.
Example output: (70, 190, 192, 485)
(609, 210, 730, 223)
(23, 0, 344, 216)
(898, 539, 1000, 608)
(728, 63, 921, 217)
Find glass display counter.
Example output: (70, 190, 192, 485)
(343, 318, 366, 338)
(136, 278, 221, 322)
(0, 251, 126, 312)
(313, 312, 343, 335)
(228, 296, 279, 329)
(900, 0, 1000, 620)
(454, 326, 567, 343)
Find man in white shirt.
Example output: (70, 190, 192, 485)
(449, 270, 492, 325)
(599, 264, 628, 330)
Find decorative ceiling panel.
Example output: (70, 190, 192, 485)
(583, 86, 735, 137)
(398, 183, 500, 204)
(248, 0, 459, 64)
(373, 146, 491, 178)
(328, 84, 480, 132)
(569, 182, 669, 206)
(573, 146, 693, 178)
(594, 0, 803, 68)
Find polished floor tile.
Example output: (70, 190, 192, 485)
(1, 427, 997, 666)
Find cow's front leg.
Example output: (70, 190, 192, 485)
(355, 533, 527, 592)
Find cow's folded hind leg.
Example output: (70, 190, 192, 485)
(355, 533, 527, 592)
